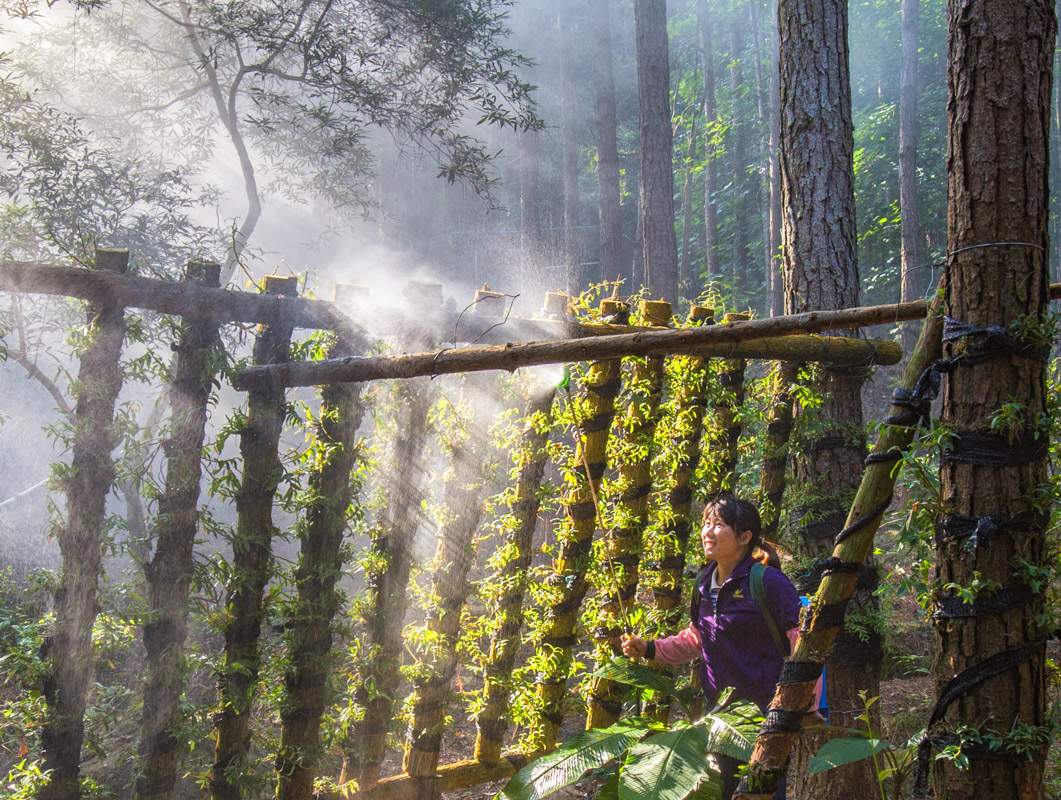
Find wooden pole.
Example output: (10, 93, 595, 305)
(709, 313, 750, 492)
(38, 248, 129, 800)
(534, 299, 628, 750)
(340, 282, 443, 795)
(276, 286, 368, 800)
(757, 362, 799, 541)
(137, 260, 223, 800)
(734, 299, 944, 799)
(234, 332, 902, 390)
(210, 275, 298, 800)
(586, 300, 672, 730)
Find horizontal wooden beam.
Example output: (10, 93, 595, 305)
(234, 333, 902, 390)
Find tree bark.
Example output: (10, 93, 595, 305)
(729, 24, 753, 293)
(560, 4, 582, 296)
(635, 0, 678, 302)
(777, 0, 876, 794)
(137, 261, 223, 800)
(275, 325, 366, 800)
(899, 0, 923, 353)
(678, 110, 699, 298)
(767, 0, 784, 317)
(520, 129, 543, 288)
(210, 276, 298, 800)
(931, 1, 1056, 797)
(591, 0, 624, 287)
(38, 248, 129, 800)
(699, 0, 722, 283)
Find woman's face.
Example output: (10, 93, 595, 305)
(701, 507, 752, 563)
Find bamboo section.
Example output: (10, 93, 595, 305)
(475, 385, 558, 764)
(708, 314, 749, 493)
(735, 299, 944, 799)
(276, 287, 368, 800)
(210, 275, 299, 800)
(340, 282, 442, 795)
(652, 305, 714, 630)
(137, 261, 223, 800)
(234, 331, 903, 390)
(534, 299, 627, 750)
(402, 377, 490, 799)
(586, 300, 672, 730)
(39, 248, 129, 800)
(757, 363, 799, 541)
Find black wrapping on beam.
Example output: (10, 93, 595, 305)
(884, 357, 946, 427)
(540, 711, 564, 726)
(579, 411, 616, 435)
(550, 591, 585, 617)
(778, 660, 825, 685)
(834, 495, 893, 546)
(603, 585, 638, 603)
(797, 557, 867, 594)
(933, 583, 1037, 619)
(567, 500, 596, 522)
(735, 765, 788, 797)
(558, 535, 594, 561)
(942, 430, 1048, 468)
(936, 511, 1032, 550)
(761, 708, 806, 734)
(587, 376, 623, 400)
(668, 484, 693, 507)
(864, 449, 903, 466)
(573, 459, 607, 482)
(652, 586, 682, 600)
(658, 554, 686, 571)
(800, 600, 848, 632)
(605, 552, 642, 567)
(591, 625, 623, 640)
(539, 634, 579, 651)
(943, 315, 1051, 365)
(802, 435, 852, 456)
(620, 482, 652, 503)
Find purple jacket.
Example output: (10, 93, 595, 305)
(651, 553, 802, 711)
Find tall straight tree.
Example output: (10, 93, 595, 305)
(635, 0, 679, 302)
(929, 1, 1055, 798)
(899, 0, 922, 353)
(777, 0, 877, 795)
(766, 0, 783, 317)
(698, 0, 722, 282)
(560, 2, 582, 296)
(591, 0, 624, 287)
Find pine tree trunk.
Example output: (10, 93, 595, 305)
(778, 0, 877, 794)
(560, 4, 582, 296)
(678, 115, 698, 298)
(276, 324, 366, 800)
(210, 276, 298, 800)
(899, 0, 922, 353)
(635, 0, 678, 302)
(757, 362, 798, 541)
(767, 0, 784, 317)
(729, 24, 753, 294)
(38, 248, 129, 800)
(699, 0, 722, 283)
(931, 1, 1055, 797)
(591, 0, 623, 287)
(137, 261, 222, 800)
(521, 129, 543, 288)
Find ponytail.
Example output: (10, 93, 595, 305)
(752, 540, 783, 569)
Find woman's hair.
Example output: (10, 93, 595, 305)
(703, 495, 782, 569)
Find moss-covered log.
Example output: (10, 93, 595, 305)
(235, 331, 902, 390)
(533, 299, 627, 750)
(586, 300, 672, 730)
(210, 276, 298, 800)
(707, 314, 749, 493)
(137, 261, 223, 800)
(474, 387, 557, 764)
(735, 299, 943, 799)
(757, 363, 799, 540)
(38, 248, 129, 800)
(403, 378, 490, 796)
(276, 294, 367, 800)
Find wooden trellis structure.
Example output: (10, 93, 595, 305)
(5, 253, 1057, 800)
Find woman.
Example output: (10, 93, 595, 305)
(621, 495, 822, 800)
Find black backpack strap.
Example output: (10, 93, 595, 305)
(749, 562, 790, 658)
(689, 565, 711, 623)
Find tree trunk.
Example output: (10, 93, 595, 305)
(560, 4, 582, 296)
(767, 0, 784, 317)
(635, 0, 678, 302)
(729, 24, 753, 293)
(137, 261, 222, 800)
(930, 1, 1055, 798)
(38, 248, 129, 800)
(210, 276, 298, 800)
(521, 129, 543, 288)
(756, 362, 798, 541)
(678, 111, 699, 299)
(777, 0, 876, 794)
(699, 0, 722, 283)
(899, 0, 922, 353)
(276, 322, 366, 800)
(591, 0, 624, 287)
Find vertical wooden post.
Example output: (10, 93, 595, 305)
(210, 274, 298, 800)
(534, 298, 627, 751)
(586, 299, 672, 730)
(474, 294, 566, 765)
(38, 248, 129, 800)
(707, 312, 749, 493)
(340, 281, 442, 795)
(403, 375, 492, 799)
(276, 285, 367, 800)
(757, 362, 799, 541)
(137, 260, 223, 800)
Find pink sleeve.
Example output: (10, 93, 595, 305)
(651, 623, 702, 664)
(787, 627, 824, 710)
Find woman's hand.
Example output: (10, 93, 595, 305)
(621, 634, 648, 659)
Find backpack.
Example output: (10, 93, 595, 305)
(690, 562, 789, 658)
